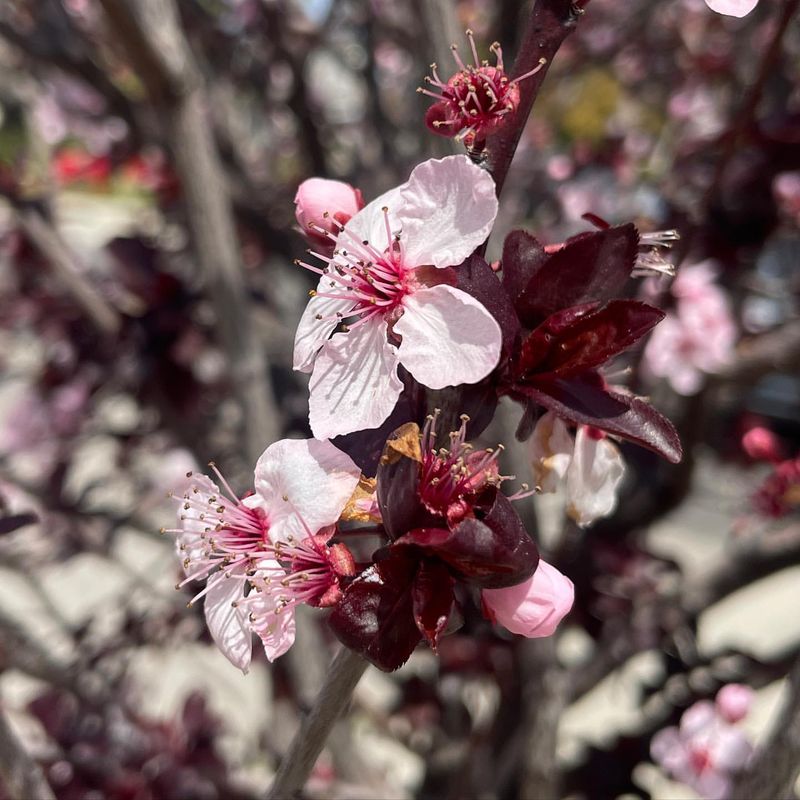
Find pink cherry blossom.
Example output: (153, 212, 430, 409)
(166, 438, 360, 672)
(294, 177, 364, 254)
(643, 262, 736, 395)
(716, 684, 754, 724)
(293, 155, 502, 440)
(651, 689, 755, 800)
(704, 0, 759, 18)
(481, 559, 574, 638)
(529, 412, 625, 527)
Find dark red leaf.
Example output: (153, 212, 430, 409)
(517, 374, 682, 463)
(412, 560, 455, 651)
(515, 224, 639, 327)
(328, 552, 422, 672)
(0, 512, 38, 535)
(518, 301, 664, 378)
(455, 254, 520, 361)
(501, 229, 548, 304)
(396, 491, 539, 589)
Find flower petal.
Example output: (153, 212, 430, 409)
(565, 428, 625, 527)
(395, 285, 501, 389)
(293, 287, 356, 373)
(309, 318, 403, 440)
(252, 438, 361, 544)
(705, 0, 758, 17)
(342, 184, 406, 252)
(204, 570, 252, 674)
(399, 155, 498, 268)
(529, 411, 574, 493)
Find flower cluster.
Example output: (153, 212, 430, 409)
(166, 36, 685, 674)
(651, 684, 755, 799)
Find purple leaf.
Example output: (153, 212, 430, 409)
(328, 552, 422, 672)
(518, 301, 664, 378)
(412, 560, 455, 651)
(396, 491, 539, 589)
(515, 224, 639, 326)
(517, 374, 682, 463)
(501, 229, 547, 304)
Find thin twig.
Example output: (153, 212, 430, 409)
(266, 647, 368, 799)
(97, 0, 281, 463)
(732, 655, 800, 799)
(0, 706, 55, 800)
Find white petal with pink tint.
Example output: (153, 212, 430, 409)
(293, 289, 356, 372)
(343, 184, 406, 249)
(395, 285, 501, 388)
(705, 0, 758, 17)
(400, 156, 498, 268)
(309, 318, 403, 440)
(247, 569, 298, 662)
(252, 438, 360, 544)
(204, 569, 252, 674)
(529, 412, 574, 493)
(566, 428, 625, 527)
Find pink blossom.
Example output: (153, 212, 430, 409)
(716, 684, 754, 724)
(293, 155, 502, 439)
(704, 0, 758, 17)
(481, 560, 574, 638)
(529, 412, 625, 527)
(741, 425, 783, 463)
(420, 30, 546, 148)
(651, 689, 754, 800)
(643, 262, 736, 395)
(294, 177, 364, 254)
(166, 438, 360, 672)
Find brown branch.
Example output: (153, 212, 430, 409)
(486, 0, 582, 199)
(97, 0, 281, 463)
(14, 203, 122, 338)
(265, 647, 367, 799)
(732, 654, 800, 800)
(0, 707, 55, 800)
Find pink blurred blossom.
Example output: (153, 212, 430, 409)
(644, 262, 736, 395)
(651, 687, 755, 799)
(705, 0, 759, 17)
(481, 560, 574, 638)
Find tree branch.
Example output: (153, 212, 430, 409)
(97, 0, 281, 463)
(265, 647, 367, 799)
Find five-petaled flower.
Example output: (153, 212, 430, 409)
(293, 155, 502, 441)
(166, 439, 360, 673)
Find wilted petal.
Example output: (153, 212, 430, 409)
(400, 156, 498, 269)
(566, 428, 625, 526)
(705, 0, 758, 17)
(252, 438, 361, 544)
(204, 570, 252, 674)
(395, 285, 501, 389)
(481, 559, 574, 638)
(309, 318, 403, 439)
(529, 411, 574, 493)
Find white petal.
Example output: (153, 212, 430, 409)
(293, 279, 356, 373)
(252, 438, 361, 544)
(175, 473, 218, 570)
(342, 184, 406, 253)
(705, 0, 758, 17)
(204, 570, 252, 674)
(394, 285, 501, 389)
(309, 318, 403, 440)
(566, 429, 625, 527)
(529, 412, 574, 494)
(399, 155, 498, 268)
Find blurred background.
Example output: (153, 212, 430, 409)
(0, 0, 799, 798)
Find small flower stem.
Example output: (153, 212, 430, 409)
(486, 0, 582, 200)
(265, 646, 368, 799)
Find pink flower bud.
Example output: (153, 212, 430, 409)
(741, 426, 782, 463)
(704, 0, 758, 18)
(716, 684, 754, 724)
(294, 178, 364, 248)
(481, 559, 574, 638)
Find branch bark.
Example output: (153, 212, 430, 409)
(97, 0, 281, 463)
(266, 646, 368, 799)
